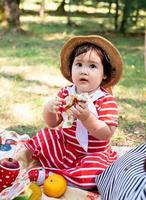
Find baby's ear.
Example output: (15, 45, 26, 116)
(103, 75, 107, 80)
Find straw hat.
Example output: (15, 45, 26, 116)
(60, 35, 123, 88)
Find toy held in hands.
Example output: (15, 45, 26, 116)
(64, 93, 89, 110)
(0, 157, 20, 192)
(61, 93, 89, 128)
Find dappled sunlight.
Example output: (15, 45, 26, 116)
(26, 74, 67, 87)
(10, 103, 34, 123)
(21, 15, 44, 23)
(24, 73, 68, 87)
(21, 15, 67, 24)
(0, 57, 30, 67)
(23, 84, 59, 97)
(111, 129, 128, 146)
(118, 103, 142, 122)
(0, 78, 13, 98)
(21, 0, 110, 15)
(0, 65, 30, 75)
(123, 45, 144, 51)
(0, 65, 68, 89)
(115, 85, 145, 100)
(43, 32, 69, 41)
(117, 94, 146, 122)
(112, 128, 145, 146)
(23, 66, 68, 87)
(22, 0, 57, 12)
(65, 4, 110, 14)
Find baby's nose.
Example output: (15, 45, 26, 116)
(80, 66, 88, 74)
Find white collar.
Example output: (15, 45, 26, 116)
(64, 85, 106, 151)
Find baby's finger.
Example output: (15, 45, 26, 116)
(70, 106, 80, 116)
(56, 96, 66, 104)
(75, 104, 84, 112)
(78, 101, 87, 108)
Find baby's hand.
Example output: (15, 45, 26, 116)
(69, 101, 90, 121)
(53, 96, 66, 113)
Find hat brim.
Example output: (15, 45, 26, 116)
(60, 35, 123, 88)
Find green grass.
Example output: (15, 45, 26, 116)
(0, 8, 146, 146)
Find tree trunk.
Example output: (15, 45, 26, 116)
(134, 8, 139, 25)
(0, 0, 5, 22)
(67, 0, 72, 26)
(4, 0, 21, 32)
(114, 0, 119, 32)
(56, 0, 66, 14)
(40, 0, 45, 20)
(120, 1, 129, 33)
(108, 0, 112, 14)
(144, 27, 146, 75)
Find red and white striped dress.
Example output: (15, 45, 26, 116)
(25, 86, 118, 189)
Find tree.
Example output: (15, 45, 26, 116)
(120, 0, 146, 33)
(144, 27, 146, 75)
(120, 1, 130, 33)
(56, 0, 66, 14)
(40, 0, 46, 20)
(114, 0, 119, 31)
(133, 0, 146, 25)
(0, 0, 5, 22)
(4, 0, 21, 32)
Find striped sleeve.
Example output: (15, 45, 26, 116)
(57, 86, 69, 99)
(97, 95, 118, 127)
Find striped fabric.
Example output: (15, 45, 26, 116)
(95, 144, 146, 200)
(25, 86, 118, 189)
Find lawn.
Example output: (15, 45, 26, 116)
(0, 4, 146, 146)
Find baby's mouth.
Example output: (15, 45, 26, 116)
(79, 78, 88, 82)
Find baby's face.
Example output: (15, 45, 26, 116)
(71, 49, 105, 94)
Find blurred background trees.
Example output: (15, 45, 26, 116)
(0, 0, 145, 33)
(0, 0, 21, 32)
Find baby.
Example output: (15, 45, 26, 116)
(15, 35, 123, 189)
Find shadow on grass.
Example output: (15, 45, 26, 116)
(0, 72, 60, 89)
(120, 79, 146, 89)
(113, 118, 146, 146)
(21, 9, 114, 18)
(6, 125, 39, 137)
(119, 117, 146, 133)
(117, 97, 146, 108)
(22, 20, 104, 36)
(0, 72, 44, 85)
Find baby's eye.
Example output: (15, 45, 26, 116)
(90, 64, 97, 69)
(76, 63, 82, 67)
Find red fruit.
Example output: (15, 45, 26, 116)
(0, 157, 20, 169)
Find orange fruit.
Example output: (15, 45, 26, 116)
(43, 174, 67, 198)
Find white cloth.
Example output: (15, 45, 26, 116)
(63, 85, 106, 152)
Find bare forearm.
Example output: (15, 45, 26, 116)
(81, 113, 114, 140)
